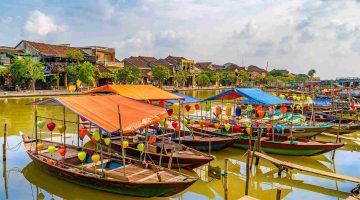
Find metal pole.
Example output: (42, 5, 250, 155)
(117, 105, 126, 176)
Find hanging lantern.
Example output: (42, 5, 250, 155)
(233, 125, 240, 132)
(215, 106, 222, 115)
(296, 105, 301, 110)
(37, 121, 45, 129)
(48, 146, 56, 154)
(199, 119, 204, 127)
(256, 105, 262, 111)
(190, 119, 195, 125)
(91, 154, 100, 163)
(57, 125, 66, 133)
(154, 123, 159, 130)
(304, 104, 309, 110)
(214, 123, 220, 129)
(159, 100, 165, 107)
(91, 136, 97, 144)
(104, 138, 111, 146)
(246, 105, 253, 111)
(235, 106, 241, 117)
(47, 122, 56, 131)
(301, 94, 305, 100)
(122, 140, 129, 148)
(175, 126, 180, 132)
(279, 94, 285, 99)
(79, 127, 88, 139)
(194, 104, 200, 110)
(78, 151, 86, 162)
(297, 96, 301, 101)
(137, 143, 144, 151)
(167, 109, 173, 116)
(59, 148, 66, 157)
(226, 107, 232, 116)
(226, 103, 231, 109)
(206, 104, 211, 112)
(246, 127, 251, 134)
(172, 102, 180, 111)
(280, 106, 287, 115)
(36, 143, 44, 151)
(185, 104, 191, 112)
(266, 124, 272, 132)
(224, 123, 231, 131)
(257, 110, 265, 118)
(306, 96, 311, 101)
(255, 120, 261, 127)
(80, 116, 87, 122)
(92, 130, 101, 141)
(182, 119, 188, 124)
(205, 121, 211, 127)
(172, 121, 178, 129)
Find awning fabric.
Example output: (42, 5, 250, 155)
(204, 88, 291, 105)
(47, 95, 168, 134)
(167, 92, 201, 104)
(82, 85, 184, 101)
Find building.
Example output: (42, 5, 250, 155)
(246, 65, 267, 78)
(122, 56, 154, 83)
(164, 56, 196, 87)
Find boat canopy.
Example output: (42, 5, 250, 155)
(204, 88, 291, 105)
(82, 84, 184, 101)
(34, 95, 168, 134)
(166, 92, 201, 104)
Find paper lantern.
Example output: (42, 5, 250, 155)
(307, 96, 311, 101)
(194, 104, 200, 110)
(226, 107, 232, 116)
(246, 105, 253, 111)
(137, 143, 144, 151)
(206, 104, 211, 112)
(255, 120, 261, 127)
(59, 148, 66, 157)
(224, 123, 231, 131)
(256, 105, 262, 111)
(296, 105, 301, 110)
(91, 154, 100, 163)
(80, 116, 86, 122)
(215, 106, 222, 115)
(266, 124, 272, 132)
(304, 104, 309, 110)
(48, 146, 56, 154)
(175, 126, 180, 132)
(154, 123, 159, 130)
(104, 138, 111, 146)
(167, 109, 173, 116)
(280, 106, 287, 115)
(172, 102, 180, 111)
(257, 110, 265, 118)
(205, 121, 211, 127)
(91, 136, 97, 143)
(79, 127, 88, 139)
(57, 125, 66, 133)
(172, 121, 178, 129)
(297, 96, 301, 101)
(185, 104, 191, 112)
(199, 119, 204, 127)
(159, 120, 165, 126)
(78, 151, 86, 162)
(226, 103, 231, 109)
(47, 122, 56, 131)
(279, 94, 285, 99)
(36, 143, 44, 151)
(159, 100, 165, 107)
(246, 127, 251, 134)
(190, 119, 195, 125)
(123, 140, 129, 148)
(269, 107, 274, 115)
(233, 125, 240, 132)
(37, 121, 45, 129)
(93, 130, 101, 141)
(214, 123, 220, 129)
(235, 106, 241, 116)
(182, 119, 188, 124)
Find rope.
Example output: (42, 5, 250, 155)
(6, 141, 22, 151)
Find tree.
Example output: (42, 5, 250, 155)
(9, 56, 45, 92)
(307, 69, 316, 79)
(294, 74, 309, 82)
(115, 66, 144, 84)
(64, 49, 85, 62)
(226, 73, 238, 85)
(197, 73, 210, 86)
(0, 67, 9, 77)
(66, 61, 97, 86)
(269, 69, 287, 77)
(152, 66, 170, 86)
(174, 71, 188, 87)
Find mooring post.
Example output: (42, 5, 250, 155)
(2, 123, 7, 161)
(224, 158, 228, 200)
(276, 188, 282, 200)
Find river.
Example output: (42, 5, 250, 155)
(1, 90, 360, 200)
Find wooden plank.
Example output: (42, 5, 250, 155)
(127, 169, 150, 178)
(137, 171, 164, 182)
(321, 132, 360, 142)
(252, 151, 360, 183)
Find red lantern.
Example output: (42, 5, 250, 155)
(289, 96, 293, 100)
(91, 136, 97, 144)
(47, 122, 56, 131)
(266, 124, 272, 132)
(167, 109, 173, 116)
(304, 104, 309, 110)
(257, 110, 265, 118)
(149, 100, 153, 104)
(59, 148, 66, 156)
(194, 104, 200, 110)
(159, 100, 165, 107)
(256, 105, 262, 111)
(185, 104, 191, 112)
(79, 127, 88, 139)
(255, 120, 261, 127)
(205, 121, 211, 127)
(280, 106, 287, 115)
(282, 104, 287, 107)
(233, 125, 240, 132)
(175, 126, 180, 132)
(154, 123, 159, 130)
(172, 121, 178, 129)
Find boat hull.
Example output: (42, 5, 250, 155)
(172, 137, 236, 151)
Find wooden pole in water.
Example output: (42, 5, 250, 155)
(99, 129, 105, 177)
(35, 106, 38, 153)
(332, 106, 343, 160)
(224, 158, 229, 200)
(245, 117, 253, 195)
(2, 123, 7, 161)
(117, 105, 126, 176)
(276, 189, 282, 200)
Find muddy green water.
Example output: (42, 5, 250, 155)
(1, 90, 360, 200)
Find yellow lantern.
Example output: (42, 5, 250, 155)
(190, 119, 195, 125)
(36, 143, 44, 151)
(91, 154, 100, 163)
(214, 123, 220, 129)
(199, 119, 204, 127)
(122, 140, 129, 148)
(172, 102, 180, 111)
(246, 127, 251, 134)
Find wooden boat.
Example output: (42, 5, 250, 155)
(22, 134, 197, 197)
(106, 136, 214, 170)
(232, 135, 344, 156)
(171, 130, 237, 151)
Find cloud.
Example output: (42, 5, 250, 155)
(296, 18, 312, 30)
(255, 42, 273, 56)
(325, 21, 360, 40)
(24, 10, 64, 37)
(155, 30, 191, 49)
(97, 0, 116, 20)
(298, 29, 314, 43)
(351, 39, 360, 52)
(233, 21, 258, 39)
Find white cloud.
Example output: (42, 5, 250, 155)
(24, 10, 63, 37)
(97, 0, 115, 20)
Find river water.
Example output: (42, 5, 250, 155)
(1, 90, 360, 200)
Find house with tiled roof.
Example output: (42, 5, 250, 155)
(0, 46, 24, 66)
(246, 65, 267, 78)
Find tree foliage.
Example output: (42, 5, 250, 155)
(197, 73, 210, 86)
(307, 69, 316, 78)
(66, 61, 97, 85)
(174, 71, 188, 87)
(64, 49, 85, 61)
(8, 56, 45, 91)
(0, 67, 9, 76)
(115, 66, 144, 84)
(152, 66, 170, 86)
(269, 69, 287, 77)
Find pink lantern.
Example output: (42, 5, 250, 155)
(172, 121, 178, 129)
(167, 109, 173, 116)
(47, 122, 56, 131)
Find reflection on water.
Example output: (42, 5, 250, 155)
(1, 92, 360, 200)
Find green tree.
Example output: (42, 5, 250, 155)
(64, 49, 85, 61)
(174, 71, 188, 87)
(9, 56, 45, 92)
(209, 72, 221, 84)
(307, 69, 316, 79)
(197, 73, 210, 86)
(115, 66, 144, 84)
(0, 67, 9, 77)
(227, 73, 238, 85)
(66, 61, 97, 86)
(294, 74, 309, 82)
(269, 69, 286, 77)
(152, 66, 170, 86)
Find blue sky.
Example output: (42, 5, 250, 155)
(1, 0, 360, 79)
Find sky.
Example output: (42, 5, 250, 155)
(1, 0, 360, 79)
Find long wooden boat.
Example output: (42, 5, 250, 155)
(106, 137, 214, 170)
(232, 135, 344, 156)
(22, 134, 197, 197)
(171, 130, 237, 151)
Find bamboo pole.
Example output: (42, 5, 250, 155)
(77, 115, 80, 147)
(159, 119, 166, 167)
(99, 129, 105, 177)
(224, 158, 229, 200)
(2, 124, 7, 161)
(117, 105, 126, 176)
(63, 106, 66, 146)
(245, 116, 253, 195)
(35, 106, 38, 153)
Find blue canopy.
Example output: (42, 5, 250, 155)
(204, 88, 291, 105)
(167, 92, 201, 104)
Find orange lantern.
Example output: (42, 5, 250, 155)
(257, 110, 265, 118)
(246, 127, 251, 134)
(280, 106, 287, 115)
(199, 119, 204, 127)
(215, 106, 222, 115)
(266, 124, 272, 132)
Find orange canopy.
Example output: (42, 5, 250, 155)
(82, 85, 184, 101)
(53, 95, 168, 134)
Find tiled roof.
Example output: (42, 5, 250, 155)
(123, 56, 151, 70)
(24, 40, 81, 57)
(138, 56, 158, 63)
(195, 62, 212, 71)
(246, 65, 266, 73)
(97, 64, 111, 73)
(0, 46, 24, 54)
